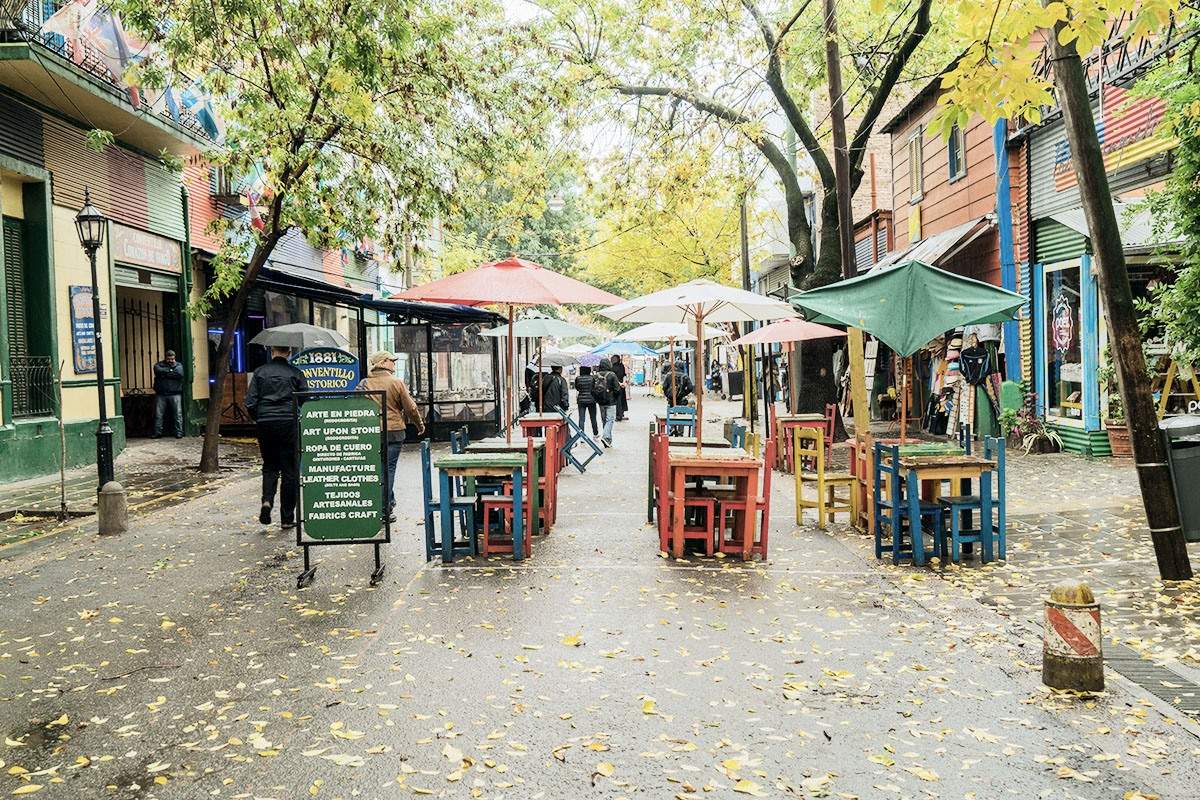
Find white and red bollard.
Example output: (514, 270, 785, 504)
(1042, 582, 1104, 692)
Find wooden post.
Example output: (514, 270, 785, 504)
(1049, 17, 1191, 580)
(694, 311, 704, 456)
(506, 305, 514, 444)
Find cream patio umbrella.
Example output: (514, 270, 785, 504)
(615, 321, 728, 408)
(600, 280, 795, 454)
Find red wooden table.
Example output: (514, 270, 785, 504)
(666, 447, 760, 560)
(775, 413, 827, 473)
(520, 413, 566, 477)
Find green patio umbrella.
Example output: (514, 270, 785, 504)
(790, 260, 1023, 438)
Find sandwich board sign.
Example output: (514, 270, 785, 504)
(295, 390, 389, 587)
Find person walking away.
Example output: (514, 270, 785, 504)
(246, 346, 308, 528)
(573, 365, 599, 437)
(611, 355, 629, 420)
(152, 349, 185, 438)
(358, 351, 426, 523)
(541, 365, 570, 415)
(594, 357, 621, 447)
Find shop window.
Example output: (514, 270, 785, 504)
(948, 125, 966, 181)
(908, 128, 923, 201)
(1044, 265, 1083, 418)
(314, 302, 338, 331)
(264, 290, 311, 328)
(394, 325, 431, 402)
(431, 323, 496, 422)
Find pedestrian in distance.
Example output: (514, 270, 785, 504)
(246, 345, 308, 528)
(573, 365, 599, 437)
(611, 355, 629, 421)
(358, 351, 425, 524)
(541, 364, 570, 415)
(152, 349, 185, 438)
(594, 357, 621, 447)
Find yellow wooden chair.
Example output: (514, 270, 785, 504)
(794, 427, 857, 529)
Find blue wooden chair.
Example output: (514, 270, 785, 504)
(936, 436, 1005, 563)
(420, 440, 477, 561)
(873, 442, 943, 565)
(556, 404, 602, 473)
(667, 405, 696, 436)
(730, 423, 747, 449)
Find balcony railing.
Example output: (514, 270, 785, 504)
(0, 1, 215, 143)
(10, 355, 55, 418)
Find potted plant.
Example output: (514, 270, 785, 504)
(1098, 348, 1133, 457)
(1011, 389, 1063, 454)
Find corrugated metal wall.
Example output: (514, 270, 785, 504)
(1029, 108, 1173, 220)
(42, 113, 184, 241)
(0, 94, 45, 168)
(1035, 219, 1088, 263)
(854, 234, 872, 272)
(269, 229, 326, 282)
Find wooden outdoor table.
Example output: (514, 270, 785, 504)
(654, 411, 700, 435)
(646, 432, 732, 524)
(432, 452, 527, 563)
(666, 447, 759, 560)
(878, 452, 996, 566)
(467, 437, 550, 534)
(850, 437, 964, 534)
(775, 413, 827, 472)
(519, 413, 566, 475)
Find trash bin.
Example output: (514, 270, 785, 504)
(1161, 415, 1200, 543)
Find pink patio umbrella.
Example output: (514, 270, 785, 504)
(397, 257, 622, 441)
(732, 318, 847, 430)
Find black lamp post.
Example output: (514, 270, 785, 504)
(75, 188, 113, 491)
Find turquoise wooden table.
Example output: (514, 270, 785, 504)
(467, 437, 548, 533)
(433, 452, 526, 563)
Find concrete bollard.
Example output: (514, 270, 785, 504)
(97, 481, 128, 535)
(1042, 582, 1104, 692)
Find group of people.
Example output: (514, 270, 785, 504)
(242, 345, 697, 531)
(526, 357, 628, 448)
(245, 347, 424, 529)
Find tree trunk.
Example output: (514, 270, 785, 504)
(806, 190, 844, 289)
(1049, 23, 1192, 580)
(198, 234, 283, 474)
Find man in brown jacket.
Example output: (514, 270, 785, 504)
(358, 351, 425, 522)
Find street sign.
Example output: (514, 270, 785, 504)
(291, 347, 360, 392)
(295, 391, 389, 587)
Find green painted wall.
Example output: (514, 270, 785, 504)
(0, 416, 126, 483)
(1049, 422, 1112, 457)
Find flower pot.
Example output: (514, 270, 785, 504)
(1106, 419, 1133, 457)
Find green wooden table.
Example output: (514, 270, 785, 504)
(467, 438, 545, 533)
(433, 452, 527, 562)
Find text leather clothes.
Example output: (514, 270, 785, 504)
(246, 356, 308, 524)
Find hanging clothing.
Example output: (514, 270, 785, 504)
(959, 346, 991, 386)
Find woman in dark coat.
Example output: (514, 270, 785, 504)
(611, 356, 629, 420)
(573, 365, 599, 436)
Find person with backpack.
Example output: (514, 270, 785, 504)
(594, 357, 621, 447)
(541, 365, 570, 414)
(573, 365, 599, 437)
(661, 359, 694, 407)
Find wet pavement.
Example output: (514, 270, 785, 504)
(0, 438, 258, 550)
(0, 394, 1197, 799)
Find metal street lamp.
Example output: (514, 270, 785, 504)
(75, 188, 113, 491)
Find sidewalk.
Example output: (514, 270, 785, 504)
(0, 393, 1196, 799)
(0, 436, 259, 550)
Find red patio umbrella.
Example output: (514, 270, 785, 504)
(398, 257, 622, 441)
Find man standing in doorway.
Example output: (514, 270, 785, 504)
(246, 345, 308, 528)
(152, 350, 185, 438)
(358, 351, 425, 523)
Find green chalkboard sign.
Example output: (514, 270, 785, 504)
(298, 394, 387, 544)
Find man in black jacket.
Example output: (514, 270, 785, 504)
(152, 350, 185, 438)
(541, 365, 570, 415)
(245, 346, 308, 528)
(611, 356, 629, 420)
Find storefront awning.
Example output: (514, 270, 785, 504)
(870, 215, 995, 273)
(358, 297, 502, 325)
(1048, 202, 1180, 255)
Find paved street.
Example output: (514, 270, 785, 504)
(1, 394, 1198, 799)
